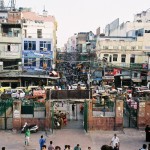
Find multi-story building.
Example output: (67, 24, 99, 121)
(21, 8, 57, 71)
(0, 10, 22, 87)
(0, 6, 57, 87)
(66, 34, 77, 53)
(96, 32, 150, 86)
(99, 9, 150, 87)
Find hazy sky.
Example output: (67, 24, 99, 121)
(5, 0, 150, 47)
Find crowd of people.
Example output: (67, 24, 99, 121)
(39, 139, 83, 150)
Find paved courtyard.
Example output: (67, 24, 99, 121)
(0, 124, 149, 150)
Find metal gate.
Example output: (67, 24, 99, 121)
(0, 100, 13, 130)
(84, 100, 88, 132)
(123, 99, 138, 128)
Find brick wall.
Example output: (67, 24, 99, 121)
(137, 101, 150, 129)
(88, 100, 124, 131)
(88, 117, 115, 130)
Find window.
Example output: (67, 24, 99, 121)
(40, 41, 51, 51)
(40, 58, 51, 68)
(121, 46, 126, 50)
(109, 55, 112, 62)
(103, 46, 108, 49)
(104, 54, 109, 57)
(24, 58, 36, 66)
(113, 46, 118, 50)
(134, 72, 138, 77)
(24, 29, 27, 38)
(113, 54, 118, 61)
(138, 46, 142, 50)
(103, 54, 108, 61)
(131, 46, 136, 50)
(37, 29, 42, 38)
(121, 54, 126, 62)
(145, 30, 150, 33)
(24, 41, 36, 50)
(7, 44, 11, 51)
(130, 54, 135, 63)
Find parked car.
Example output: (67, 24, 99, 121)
(71, 83, 86, 90)
(80, 84, 86, 90)
(71, 84, 78, 90)
(11, 89, 25, 98)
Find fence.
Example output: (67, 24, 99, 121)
(21, 100, 46, 118)
(48, 90, 91, 99)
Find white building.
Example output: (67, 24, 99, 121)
(66, 34, 77, 53)
(96, 32, 150, 86)
(21, 9, 57, 72)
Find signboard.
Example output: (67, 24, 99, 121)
(130, 63, 148, 69)
(13, 109, 20, 118)
(23, 51, 53, 59)
(139, 102, 145, 108)
(113, 68, 121, 76)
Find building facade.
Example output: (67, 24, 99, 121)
(96, 33, 150, 86)
(0, 7, 57, 87)
(0, 10, 22, 87)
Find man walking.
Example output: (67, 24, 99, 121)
(25, 129, 30, 146)
(139, 144, 147, 150)
(39, 135, 46, 150)
(110, 134, 120, 149)
(74, 144, 81, 150)
(48, 141, 55, 150)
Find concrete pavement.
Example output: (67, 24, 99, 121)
(0, 125, 149, 150)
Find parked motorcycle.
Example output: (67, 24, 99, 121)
(54, 117, 61, 129)
(21, 122, 38, 133)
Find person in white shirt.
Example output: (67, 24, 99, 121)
(110, 134, 120, 148)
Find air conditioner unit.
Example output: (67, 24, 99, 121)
(43, 48, 47, 51)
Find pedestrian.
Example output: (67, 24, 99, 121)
(74, 144, 81, 150)
(139, 144, 147, 150)
(48, 141, 55, 150)
(88, 147, 91, 150)
(64, 145, 68, 150)
(2, 147, 5, 150)
(101, 145, 113, 150)
(67, 145, 71, 150)
(148, 144, 150, 150)
(110, 134, 120, 149)
(145, 125, 150, 142)
(39, 135, 46, 150)
(25, 128, 30, 146)
(42, 145, 47, 150)
(55, 146, 61, 150)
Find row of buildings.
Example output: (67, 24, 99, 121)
(62, 9, 150, 87)
(0, 1, 57, 88)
